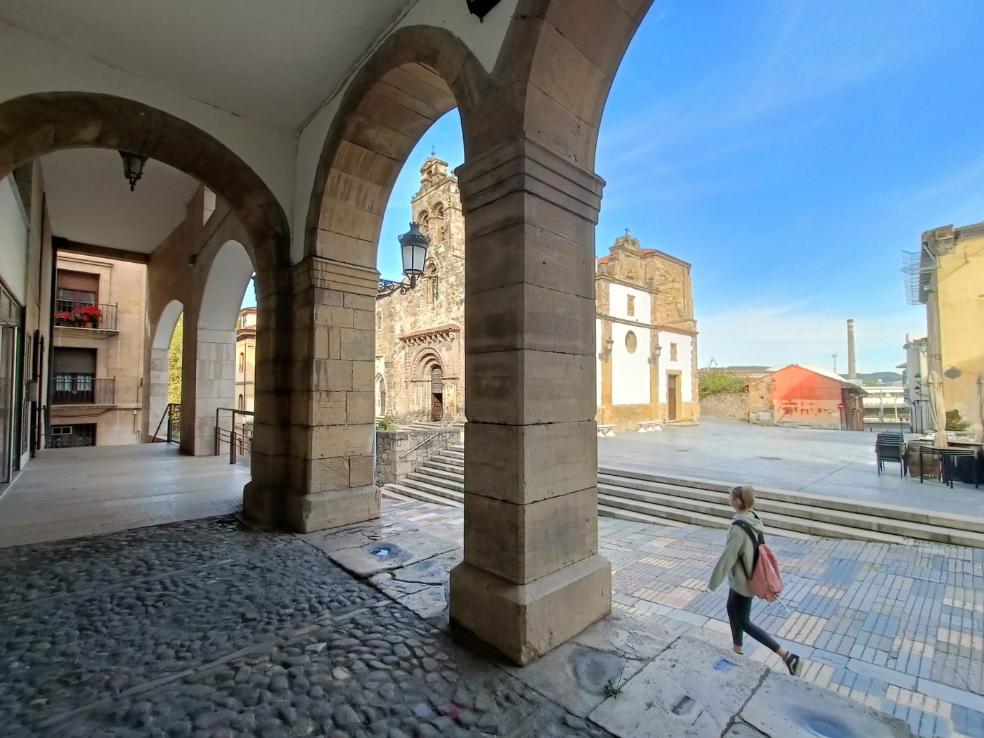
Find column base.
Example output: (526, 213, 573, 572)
(283, 485, 381, 533)
(449, 554, 612, 665)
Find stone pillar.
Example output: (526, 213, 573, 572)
(147, 346, 169, 439)
(449, 138, 612, 665)
(280, 256, 380, 532)
(193, 327, 237, 455)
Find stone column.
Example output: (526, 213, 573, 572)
(280, 255, 379, 532)
(193, 326, 237, 455)
(449, 137, 612, 665)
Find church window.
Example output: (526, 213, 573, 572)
(432, 277, 440, 304)
(625, 331, 638, 353)
(670, 342, 678, 361)
(627, 295, 635, 317)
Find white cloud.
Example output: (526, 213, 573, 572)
(697, 302, 924, 373)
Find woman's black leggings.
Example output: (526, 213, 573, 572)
(727, 589, 780, 652)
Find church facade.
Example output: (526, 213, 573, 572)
(375, 158, 699, 430)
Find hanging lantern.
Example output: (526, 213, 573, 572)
(119, 151, 148, 191)
(398, 221, 429, 288)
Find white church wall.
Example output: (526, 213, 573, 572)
(612, 322, 650, 406)
(657, 331, 694, 403)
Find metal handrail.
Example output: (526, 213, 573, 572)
(152, 402, 181, 443)
(215, 407, 254, 464)
(399, 429, 446, 459)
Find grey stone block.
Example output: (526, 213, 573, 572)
(742, 673, 915, 738)
(588, 637, 766, 738)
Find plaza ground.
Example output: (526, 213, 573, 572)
(600, 417, 984, 519)
(1, 441, 982, 736)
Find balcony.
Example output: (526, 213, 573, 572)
(52, 374, 116, 406)
(54, 300, 119, 334)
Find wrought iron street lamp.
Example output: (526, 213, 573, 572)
(649, 343, 662, 365)
(378, 222, 430, 297)
(119, 151, 148, 191)
(598, 335, 615, 362)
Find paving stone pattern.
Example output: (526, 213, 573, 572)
(0, 517, 611, 737)
(383, 497, 984, 738)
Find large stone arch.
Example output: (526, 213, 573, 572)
(0, 92, 290, 274)
(304, 26, 489, 264)
(251, 27, 489, 534)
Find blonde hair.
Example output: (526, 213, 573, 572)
(730, 485, 755, 510)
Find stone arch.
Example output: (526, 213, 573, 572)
(191, 239, 255, 456)
(0, 92, 290, 274)
(468, 0, 651, 170)
(304, 26, 489, 265)
(148, 299, 183, 440)
(411, 347, 443, 381)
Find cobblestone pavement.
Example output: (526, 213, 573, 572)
(380, 498, 984, 738)
(0, 517, 612, 738)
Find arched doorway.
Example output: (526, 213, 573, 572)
(149, 300, 184, 441)
(430, 365, 444, 422)
(194, 240, 255, 456)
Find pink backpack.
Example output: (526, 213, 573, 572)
(733, 517, 783, 602)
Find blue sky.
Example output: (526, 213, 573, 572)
(316, 0, 984, 374)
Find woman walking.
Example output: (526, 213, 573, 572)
(708, 485, 802, 675)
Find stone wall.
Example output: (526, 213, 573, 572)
(700, 392, 747, 421)
(375, 426, 461, 486)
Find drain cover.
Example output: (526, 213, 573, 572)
(802, 714, 854, 738)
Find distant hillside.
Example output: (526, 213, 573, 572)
(849, 371, 903, 385)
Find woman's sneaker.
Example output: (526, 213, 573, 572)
(784, 653, 802, 676)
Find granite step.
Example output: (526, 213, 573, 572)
(407, 471, 464, 492)
(398, 477, 465, 504)
(599, 468, 984, 547)
(415, 465, 464, 484)
(382, 483, 463, 508)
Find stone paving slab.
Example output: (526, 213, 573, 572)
(588, 637, 766, 738)
(742, 672, 914, 737)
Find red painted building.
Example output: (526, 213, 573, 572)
(750, 364, 865, 430)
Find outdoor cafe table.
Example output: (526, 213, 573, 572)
(916, 442, 982, 488)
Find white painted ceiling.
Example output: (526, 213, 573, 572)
(42, 149, 200, 253)
(0, 0, 411, 131)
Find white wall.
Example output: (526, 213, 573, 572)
(612, 322, 650, 406)
(608, 283, 650, 323)
(0, 24, 295, 225)
(0, 176, 28, 304)
(290, 0, 520, 263)
(657, 331, 694, 403)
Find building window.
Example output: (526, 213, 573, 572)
(627, 295, 635, 317)
(625, 331, 637, 353)
(238, 352, 245, 374)
(238, 394, 244, 410)
(670, 342, 678, 361)
(432, 277, 440, 304)
(56, 270, 99, 316)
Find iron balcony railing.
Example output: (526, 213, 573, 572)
(54, 300, 119, 331)
(52, 374, 116, 405)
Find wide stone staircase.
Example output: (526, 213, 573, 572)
(382, 445, 984, 547)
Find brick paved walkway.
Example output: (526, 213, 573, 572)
(382, 497, 984, 738)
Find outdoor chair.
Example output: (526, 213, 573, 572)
(875, 432, 906, 477)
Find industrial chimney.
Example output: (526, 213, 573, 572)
(847, 319, 857, 380)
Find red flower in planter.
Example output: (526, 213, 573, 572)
(55, 311, 73, 325)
